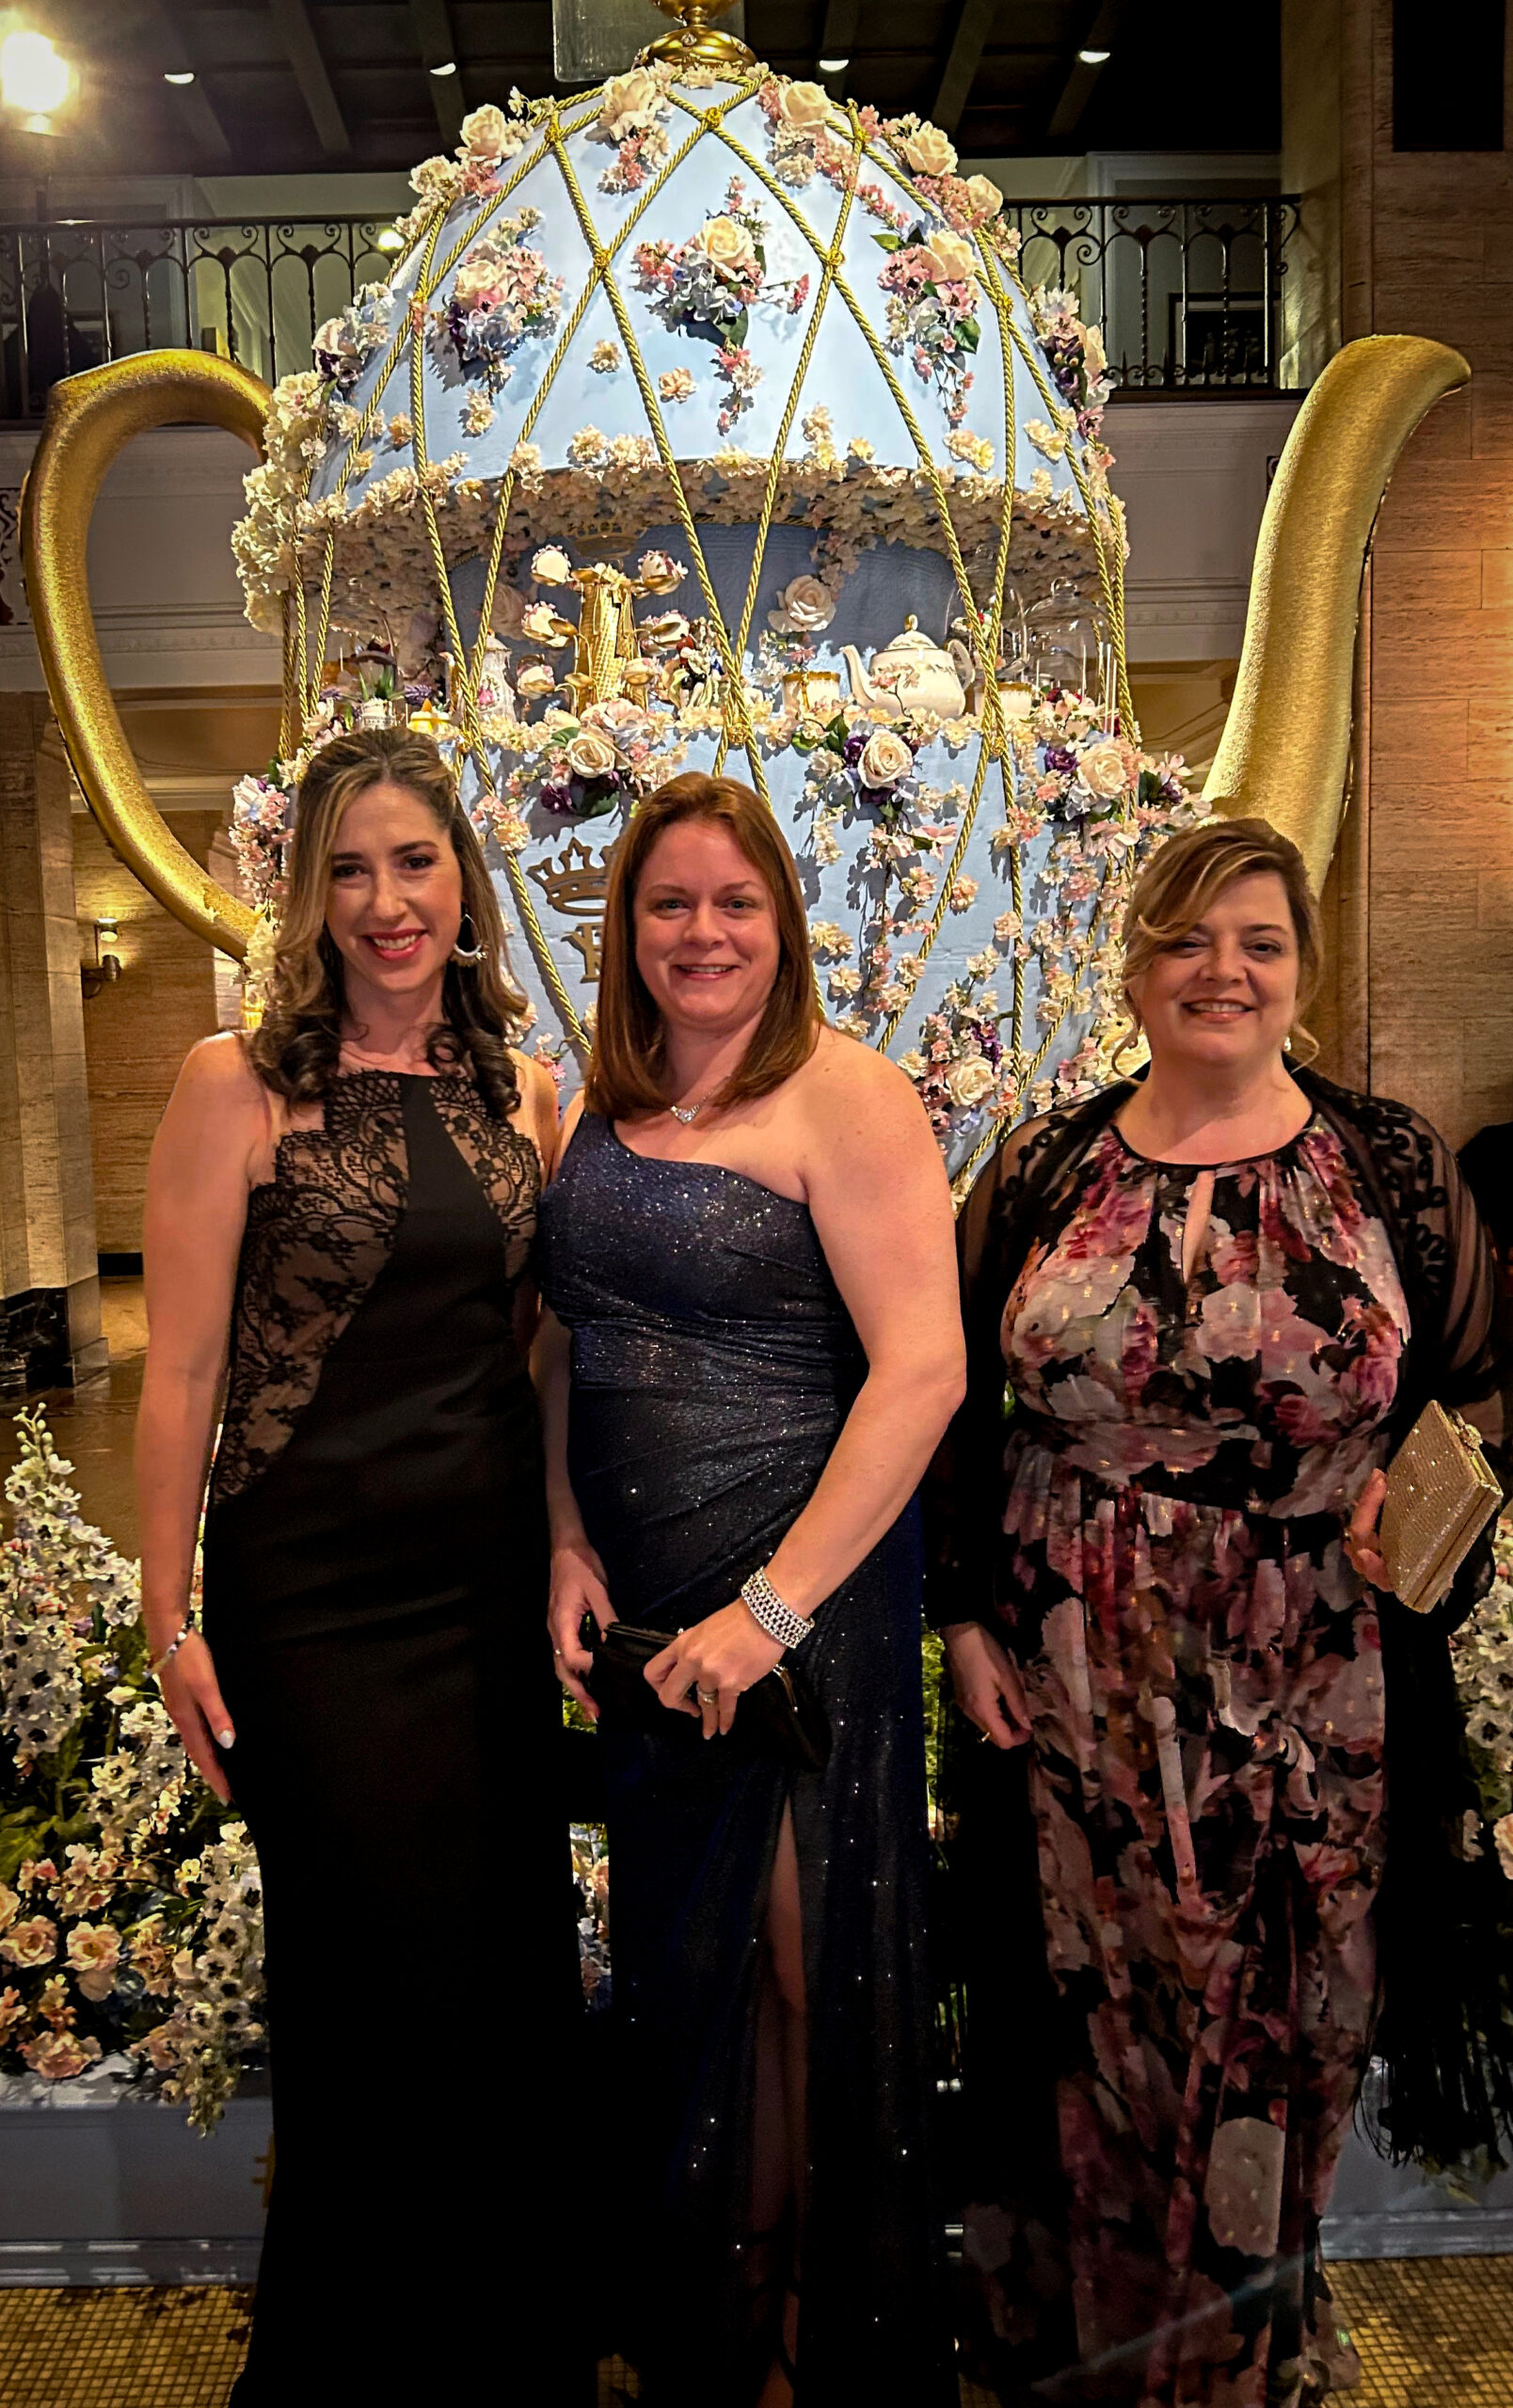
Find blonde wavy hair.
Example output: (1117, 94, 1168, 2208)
(248, 727, 526, 1117)
(1120, 812, 1324, 1066)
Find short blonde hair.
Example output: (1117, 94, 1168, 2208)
(1121, 812, 1324, 1063)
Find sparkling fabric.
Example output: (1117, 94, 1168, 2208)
(537, 1110, 953, 2406)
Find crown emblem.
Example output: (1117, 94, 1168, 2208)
(528, 833, 616, 983)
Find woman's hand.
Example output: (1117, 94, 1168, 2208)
(548, 1536, 613, 1718)
(1345, 1466, 1390, 1590)
(943, 1620, 1031, 1751)
(645, 1603, 786, 1740)
(154, 1632, 236, 1804)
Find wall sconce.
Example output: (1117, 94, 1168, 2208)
(82, 915, 121, 1001)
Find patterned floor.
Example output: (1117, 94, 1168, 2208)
(0, 2265, 1509, 2405)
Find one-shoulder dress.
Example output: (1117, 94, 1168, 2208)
(200, 1070, 581, 2398)
(537, 1110, 953, 2406)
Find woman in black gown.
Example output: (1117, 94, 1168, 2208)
(136, 729, 583, 2400)
(535, 773, 965, 2406)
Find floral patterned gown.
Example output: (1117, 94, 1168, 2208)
(953, 1112, 1409, 2406)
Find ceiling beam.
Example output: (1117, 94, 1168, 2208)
(409, 0, 467, 145)
(931, 0, 998, 136)
(266, 0, 353, 158)
(1045, 0, 1132, 145)
(135, 0, 235, 166)
(816, 0, 862, 73)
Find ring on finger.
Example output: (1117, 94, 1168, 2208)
(697, 1687, 719, 1704)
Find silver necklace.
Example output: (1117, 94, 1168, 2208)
(667, 1097, 710, 1125)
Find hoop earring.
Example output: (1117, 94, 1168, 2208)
(452, 912, 486, 966)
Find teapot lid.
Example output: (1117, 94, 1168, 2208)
(880, 614, 946, 655)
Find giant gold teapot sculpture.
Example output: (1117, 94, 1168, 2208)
(20, 3, 1469, 1187)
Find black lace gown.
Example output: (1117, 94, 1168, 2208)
(200, 1070, 582, 2399)
(536, 1111, 953, 2407)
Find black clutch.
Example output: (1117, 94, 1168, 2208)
(583, 1618, 831, 1773)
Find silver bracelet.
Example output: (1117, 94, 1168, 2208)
(149, 1618, 197, 1677)
(741, 1566, 813, 1652)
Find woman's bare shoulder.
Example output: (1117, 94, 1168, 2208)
(798, 1025, 932, 1123)
(171, 1031, 269, 1117)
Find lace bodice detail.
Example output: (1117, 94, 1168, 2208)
(211, 1071, 539, 1504)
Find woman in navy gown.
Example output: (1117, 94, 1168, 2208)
(536, 772, 964, 2406)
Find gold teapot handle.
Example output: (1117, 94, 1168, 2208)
(22, 350, 272, 958)
(1204, 333, 1469, 892)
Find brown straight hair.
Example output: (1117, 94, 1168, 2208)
(248, 726, 526, 1117)
(1121, 810, 1324, 1064)
(585, 773, 822, 1121)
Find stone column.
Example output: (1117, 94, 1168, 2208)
(0, 693, 105, 1389)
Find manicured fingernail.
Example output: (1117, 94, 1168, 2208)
(217, 1730, 234, 1748)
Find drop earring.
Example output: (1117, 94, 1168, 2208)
(452, 912, 486, 965)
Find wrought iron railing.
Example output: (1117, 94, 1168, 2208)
(0, 197, 1302, 422)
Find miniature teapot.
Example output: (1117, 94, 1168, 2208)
(841, 616, 968, 720)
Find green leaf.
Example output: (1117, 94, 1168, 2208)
(874, 232, 903, 252)
(958, 319, 981, 353)
(726, 309, 749, 351)
(824, 713, 851, 741)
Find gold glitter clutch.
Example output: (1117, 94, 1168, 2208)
(1379, 1401, 1503, 1614)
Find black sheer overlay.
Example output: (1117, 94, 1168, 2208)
(925, 1066, 1513, 2184)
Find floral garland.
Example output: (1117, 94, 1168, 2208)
(1027, 282, 1114, 455)
(874, 221, 980, 424)
(434, 207, 565, 383)
(0, 1413, 263, 2124)
(632, 177, 808, 436)
(311, 283, 393, 397)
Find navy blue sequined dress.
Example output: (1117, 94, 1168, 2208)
(537, 1111, 952, 2405)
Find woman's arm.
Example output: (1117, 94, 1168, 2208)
(647, 1045, 966, 1733)
(534, 1092, 612, 1715)
(136, 1035, 266, 1800)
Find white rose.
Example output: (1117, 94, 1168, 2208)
(565, 730, 618, 781)
(599, 67, 660, 135)
(924, 230, 978, 288)
(532, 546, 573, 584)
(947, 1056, 996, 1109)
(779, 80, 832, 129)
(1082, 323, 1107, 379)
(1079, 740, 1128, 800)
(516, 661, 557, 698)
(409, 154, 454, 201)
(693, 215, 757, 281)
(768, 575, 836, 635)
(858, 730, 914, 788)
(900, 123, 958, 178)
(312, 316, 346, 361)
(964, 174, 1004, 219)
(459, 103, 508, 162)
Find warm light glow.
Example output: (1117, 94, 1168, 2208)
(430, 60, 457, 77)
(375, 226, 404, 251)
(1, 30, 72, 119)
(819, 56, 849, 71)
(164, 71, 196, 87)
(1077, 47, 1111, 64)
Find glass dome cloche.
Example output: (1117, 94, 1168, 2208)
(230, 0, 1200, 1189)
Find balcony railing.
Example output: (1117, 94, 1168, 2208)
(0, 197, 1302, 423)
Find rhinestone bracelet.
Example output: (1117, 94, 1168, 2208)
(741, 1566, 813, 1653)
(149, 1618, 197, 1677)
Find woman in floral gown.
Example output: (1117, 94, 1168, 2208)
(928, 816, 1507, 2405)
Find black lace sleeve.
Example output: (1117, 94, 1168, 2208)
(922, 1110, 1086, 1629)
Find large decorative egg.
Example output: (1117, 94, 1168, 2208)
(232, 33, 1196, 1185)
